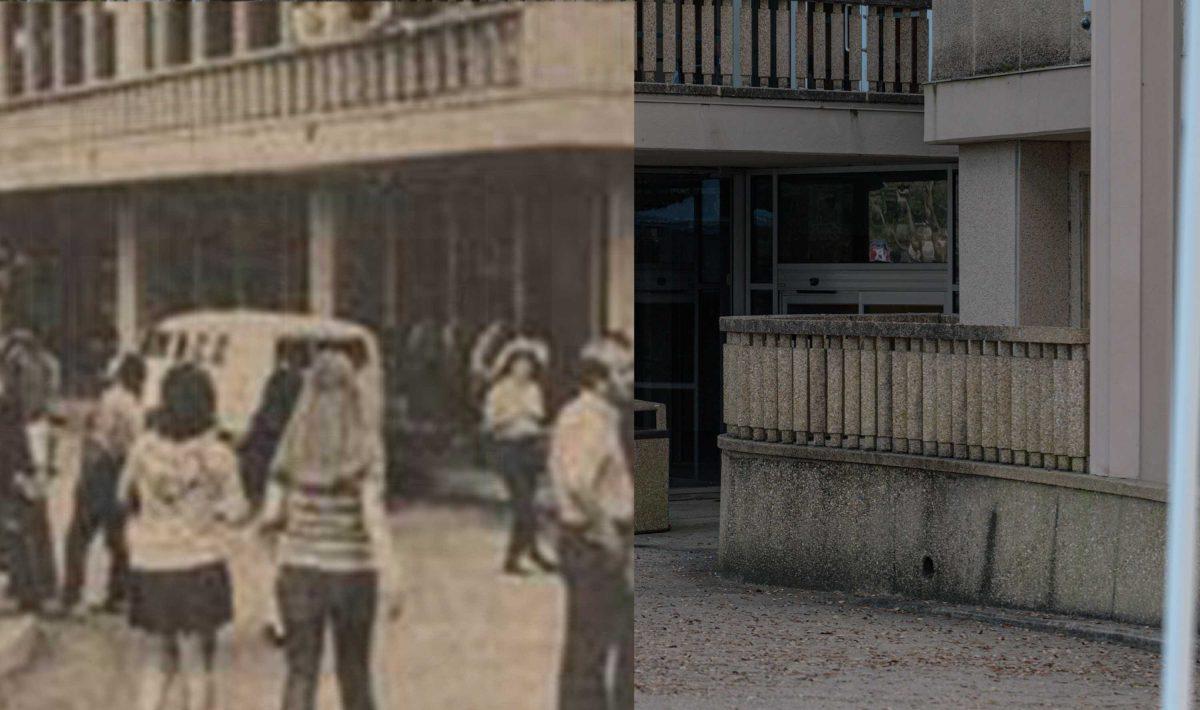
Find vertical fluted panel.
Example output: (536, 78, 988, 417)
(996, 341, 1013, 464)
(1026, 343, 1043, 467)
(1040, 344, 1058, 470)
(793, 335, 810, 443)
(763, 335, 779, 441)
(892, 338, 909, 454)
(1052, 344, 1070, 469)
(981, 340, 998, 462)
(860, 338, 877, 450)
(935, 339, 952, 458)
(844, 337, 861, 450)
(736, 332, 754, 439)
(1011, 341, 1028, 466)
(723, 333, 734, 434)
(809, 336, 827, 446)
(777, 336, 794, 443)
(1068, 343, 1088, 472)
(906, 338, 923, 452)
(921, 338, 937, 456)
(951, 339, 968, 459)
(966, 339, 982, 460)
(826, 336, 844, 447)
(876, 337, 893, 452)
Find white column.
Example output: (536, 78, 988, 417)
(511, 190, 526, 328)
(112, 3, 149, 77)
(80, 2, 98, 82)
(1089, 0, 1179, 482)
(278, 3, 295, 46)
(151, 2, 171, 69)
(22, 3, 39, 93)
(50, 2, 66, 88)
(0, 4, 11, 99)
(116, 194, 140, 351)
(190, 2, 207, 63)
(232, 1, 252, 54)
(443, 195, 458, 324)
(308, 187, 339, 318)
(606, 174, 633, 338)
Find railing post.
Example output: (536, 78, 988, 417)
(858, 3, 868, 92)
(50, 2, 67, 89)
(732, 0, 741, 86)
(789, 0, 797, 89)
(80, 2, 98, 84)
(0, 4, 11, 100)
(926, 8, 933, 83)
(191, 2, 207, 64)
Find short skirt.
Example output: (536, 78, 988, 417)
(128, 561, 233, 634)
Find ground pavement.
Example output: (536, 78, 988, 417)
(0, 433, 566, 710)
(635, 497, 1200, 710)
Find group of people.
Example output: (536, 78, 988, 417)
(477, 327, 635, 710)
(0, 319, 634, 710)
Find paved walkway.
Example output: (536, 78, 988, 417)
(0, 432, 565, 709)
(635, 498, 1197, 709)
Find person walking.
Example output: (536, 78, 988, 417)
(119, 363, 247, 710)
(547, 334, 635, 710)
(483, 336, 556, 575)
(261, 351, 400, 710)
(239, 342, 305, 511)
(60, 352, 145, 614)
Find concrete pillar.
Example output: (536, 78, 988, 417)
(111, 3, 148, 77)
(116, 194, 139, 351)
(442, 195, 458, 324)
(50, 2, 66, 89)
(80, 2, 98, 83)
(308, 187, 339, 318)
(278, 3, 295, 46)
(1089, 0, 1179, 482)
(382, 195, 401, 330)
(511, 190, 526, 328)
(151, 2, 171, 69)
(22, 3, 39, 94)
(190, 2, 206, 63)
(606, 175, 634, 338)
(957, 140, 1072, 328)
(0, 4, 11, 99)
(232, 2, 251, 55)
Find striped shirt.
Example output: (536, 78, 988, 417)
(273, 438, 388, 573)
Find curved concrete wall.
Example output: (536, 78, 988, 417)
(719, 436, 1167, 625)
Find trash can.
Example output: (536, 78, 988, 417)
(633, 399, 670, 534)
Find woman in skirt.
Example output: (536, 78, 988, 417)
(261, 351, 400, 710)
(118, 363, 247, 710)
(483, 336, 556, 575)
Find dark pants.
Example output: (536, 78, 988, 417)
(489, 437, 544, 565)
(2, 496, 57, 610)
(62, 447, 128, 608)
(557, 531, 633, 710)
(277, 566, 379, 710)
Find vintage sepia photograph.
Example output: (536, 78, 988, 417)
(0, 2, 632, 709)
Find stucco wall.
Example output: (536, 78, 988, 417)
(932, 0, 1091, 82)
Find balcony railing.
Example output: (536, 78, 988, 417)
(0, 5, 522, 151)
(722, 315, 1090, 473)
(635, 0, 930, 94)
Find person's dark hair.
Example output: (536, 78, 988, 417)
(155, 363, 216, 441)
(579, 359, 609, 391)
(114, 353, 147, 398)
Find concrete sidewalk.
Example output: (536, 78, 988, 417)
(635, 497, 1194, 709)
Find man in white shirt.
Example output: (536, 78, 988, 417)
(548, 333, 634, 710)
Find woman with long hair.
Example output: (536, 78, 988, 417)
(261, 350, 399, 710)
(119, 363, 247, 710)
(483, 336, 556, 575)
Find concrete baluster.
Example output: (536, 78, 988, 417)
(751, 334, 766, 441)
(860, 336, 877, 450)
(920, 337, 937, 456)
(1068, 343, 1088, 472)
(843, 336, 861, 449)
(892, 337, 908, 453)
(1011, 341, 1028, 466)
(876, 336, 892, 452)
(826, 335, 844, 447)
(778, 334, 794, 443)
(1043, 343, 1061, 470)
(935, 338, 952, 458)
(810, 335, 828, 447)
(906, 337, 923, 452)
(965, 339, 983, 460)
(763, 334, 779, 442)
(981, 340, 998, 462)
(1026, 342, 1043, 468)
(952, 339, 969, 459)
(794, 334, 810, 444)
(723, 332, 736, 435)
(995, 341, 1013, 464)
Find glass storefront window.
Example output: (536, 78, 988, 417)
(749, 175, 774, 284)
(778, 171, 949, 265)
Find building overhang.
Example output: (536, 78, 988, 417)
(636, 87, 956, 168)
(924, 64, 1091, 145)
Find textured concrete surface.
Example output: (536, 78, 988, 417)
(932, 0, 1089, 82)
(719, 443, 1170, 625)
(638, 497, 1191, 709)
(0, 618, 39, 682)
(635, 434, 672, 534)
